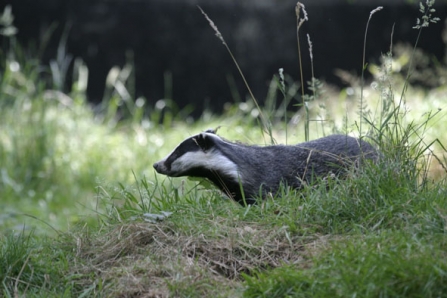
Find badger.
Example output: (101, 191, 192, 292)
(153, 129, 378, 205)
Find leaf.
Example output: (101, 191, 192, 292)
(419, 2, 425, 13)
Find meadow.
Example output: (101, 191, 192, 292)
(1, 1, 447, 297)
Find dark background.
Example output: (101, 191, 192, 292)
(3, 0, 447, 114)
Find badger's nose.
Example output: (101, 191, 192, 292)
(153, 162, 159, 170)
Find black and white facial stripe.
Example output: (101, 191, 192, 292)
(153, 131, 239, 181)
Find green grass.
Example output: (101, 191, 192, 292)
(244, 232, 447, 298)
(1, 1, 447, 297)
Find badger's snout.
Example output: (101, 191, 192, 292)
(153, 162, 161, 172)
(153, 160, 171, 175)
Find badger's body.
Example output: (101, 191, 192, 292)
(153, 131, 378, 205)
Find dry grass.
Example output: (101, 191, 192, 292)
(69, 219, 330, 297)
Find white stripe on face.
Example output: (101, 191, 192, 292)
(171, 148, 239, 180)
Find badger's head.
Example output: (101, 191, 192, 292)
(153, 129, 238, 179)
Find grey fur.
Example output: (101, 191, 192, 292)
(153, 131, 378, 205)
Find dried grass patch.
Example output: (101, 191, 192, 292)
(68, 219, 330, 297)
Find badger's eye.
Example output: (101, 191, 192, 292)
(192, 137, 200, 147)
(193, 135, 208, 151)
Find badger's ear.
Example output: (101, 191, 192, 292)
(193, 133, 215, 151)
(204, 126, 221, 134)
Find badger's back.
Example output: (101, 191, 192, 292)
(216, 134, 377, 203)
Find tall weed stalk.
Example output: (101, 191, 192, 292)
(198, 6, 275, 143)
(362, 0, 445, 187)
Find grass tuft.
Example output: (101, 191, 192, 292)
(243, 232, 447, 298)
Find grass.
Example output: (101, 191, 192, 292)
(1, 1, 447, 297)
(244, 232, 447, 297)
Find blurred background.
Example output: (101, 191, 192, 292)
(5, 0, 447, 116)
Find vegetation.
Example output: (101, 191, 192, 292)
(1, 1, 446, 297)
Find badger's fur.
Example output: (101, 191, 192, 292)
(153, 130, 378, 205)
